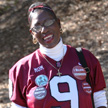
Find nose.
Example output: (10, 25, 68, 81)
(41, 26, 48, 34)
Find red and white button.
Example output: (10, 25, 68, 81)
(82, 81, 92, 94)
(72, 65, 87, 80)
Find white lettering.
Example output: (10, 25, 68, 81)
(75, 69, 84, 71)
(83, 87, 91, 89)
(34, 91, 45, 94)
(34, 65, 44, 73)
(74, 73, 86, 76)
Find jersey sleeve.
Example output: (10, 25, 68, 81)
(9, 61, 28, 107)
(93, 58, 106, 92)
(83, 49, 106, 92)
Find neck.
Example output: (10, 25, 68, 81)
(39, 38, 67, 61)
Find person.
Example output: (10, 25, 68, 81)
(9, 2, 107, 108)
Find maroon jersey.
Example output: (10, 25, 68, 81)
(9, 45, 106, 108)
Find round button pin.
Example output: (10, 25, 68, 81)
(72, 65, 87, 80)
(82, 81, 92, 94)
(35, 75, 48, 87)
(34, 87, 47, 100)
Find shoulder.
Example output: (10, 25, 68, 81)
(79, 48, 101, 72)
(9, 49, 40, 76)
(67, 45, 99, 64)
(66, 45, 92, 56)
(66, 45, 76, 52)
(82, 48, 98, 62)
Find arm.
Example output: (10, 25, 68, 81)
(9, 62, 28, 107)
(94, 90, 107, 108)
(11, 102, 28, 108)
(82, 49, 107, 108)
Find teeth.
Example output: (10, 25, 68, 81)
(44, 35, 53, 40)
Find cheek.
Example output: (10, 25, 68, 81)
(55, 27, 61, 36)
(34, 33, 42, 42)
(54, 24, 61, 34)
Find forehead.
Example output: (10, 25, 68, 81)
(31, 10, 53, 24)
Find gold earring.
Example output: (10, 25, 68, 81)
(33, 38, 37, 44)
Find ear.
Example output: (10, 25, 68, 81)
(30, 31, 38, 44)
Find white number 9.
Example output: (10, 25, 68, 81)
(50, 75, 79, 108)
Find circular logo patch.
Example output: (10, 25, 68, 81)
(72, 65, 87, 80)
(34, 87, 47, 100)
(35, 75, 48, 87)
(82, 82, 92, 94)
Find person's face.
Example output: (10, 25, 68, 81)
(30, 10, 61, 48)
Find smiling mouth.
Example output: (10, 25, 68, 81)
(43, 34, 54, 43)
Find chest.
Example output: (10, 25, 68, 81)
(26, 59, 93, 108)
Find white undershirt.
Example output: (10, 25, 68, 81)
(10, 38, 107, 108)
(39, 38, 67, 61)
